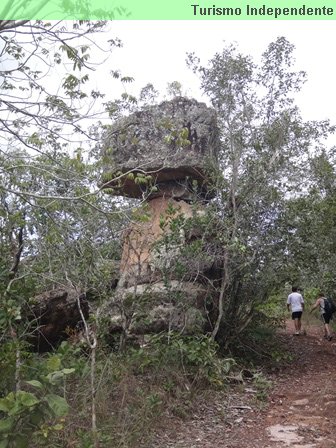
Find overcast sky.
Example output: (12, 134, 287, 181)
(102, 20, 336, 143)
(3, 20, 334, 147)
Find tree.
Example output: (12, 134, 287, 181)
(0, 20, 134, 446)
(0, 18, 125, 362)
(0, 18, 133, 285)
(187, 37, 335, 342)
(278, 148, 336, 293)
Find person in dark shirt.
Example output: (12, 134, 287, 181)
(310, 293, 332, 341)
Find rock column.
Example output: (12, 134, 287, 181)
(102, 97, 220, 335)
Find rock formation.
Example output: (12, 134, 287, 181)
(102, 97, 220, 338)
(26, 289, 89, 352)
(102, 97, 219, 200)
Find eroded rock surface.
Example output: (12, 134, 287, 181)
(102, 97, 219, 199)
(119, 196, 199, 288)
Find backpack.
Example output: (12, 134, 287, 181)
(324, 298, 336, 315)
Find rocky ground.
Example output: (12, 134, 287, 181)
(147, 319, 336, 447)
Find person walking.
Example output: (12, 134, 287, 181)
(287, 286, 304, 335)
(310, 293, 333, 341)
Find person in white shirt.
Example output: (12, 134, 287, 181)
(287, 286, 304, 335)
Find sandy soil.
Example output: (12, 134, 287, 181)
(147, 320, 336, 447)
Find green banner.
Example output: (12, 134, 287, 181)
(0, 0, 335, 20)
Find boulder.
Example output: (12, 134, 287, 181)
(102, 97, 219, 199)
(108, 281, 211, 336)
(26, 289, 89, 352)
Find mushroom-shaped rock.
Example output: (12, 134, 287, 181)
(101, 98, 220, 339)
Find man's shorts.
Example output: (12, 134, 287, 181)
(292, 311, 302, 320)
(322, 313, 332, 324)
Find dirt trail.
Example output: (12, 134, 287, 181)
(149, 321, 336, 448)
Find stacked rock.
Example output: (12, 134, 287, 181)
(102, 97, 220, 336)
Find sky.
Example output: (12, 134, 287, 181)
(1, 20, 335, 148)
(101, 20, 336, 140)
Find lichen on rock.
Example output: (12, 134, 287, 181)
(102, 97, 220, 199)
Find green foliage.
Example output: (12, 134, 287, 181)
(0, 335, 232, 447)
(128, 333, 235, 387)
(133, 173, 153, 186)
(131, 203, 151, 223)
(53, 333, 239, 446)
(279, 155, 336, 291)
(256, 292, 287, 328)
(301, 287, 320, 307)
(0, 299, 22, 328)
(0, 343, 18, 395)
(162, 125, 191, 149)
(0, 363, 74, 447)
(139, 83, 159, 106)
(166, 81, 183, 98)
(228, 290, 293, 368)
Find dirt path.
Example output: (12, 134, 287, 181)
(148, 321, 336, 447)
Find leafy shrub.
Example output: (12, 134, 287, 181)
(0, 343, 79, 448)
(128, 332, 236, 387)
(0, 365, 74, 448)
